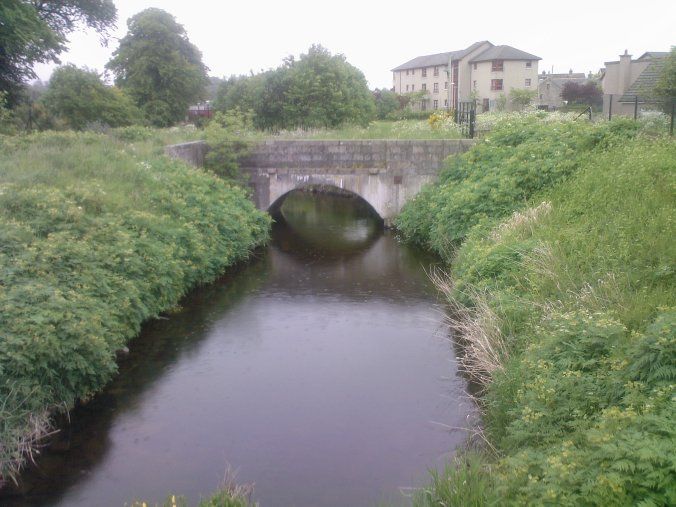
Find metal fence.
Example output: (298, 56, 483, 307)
(605, 95, 675, 135)
(455, 100, 476, 138)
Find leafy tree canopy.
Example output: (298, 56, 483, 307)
(508, 88, 537, 109)
(372, 89, 400, 119)
(41, 64, 140, 129)
(0, 0, 116, 105)
(653, 47, 676, 109)
(560, 81, 602, 106)
(214, 45, 375, 130)
(106, 8, 209, 127)
(282, 45, 375, 128)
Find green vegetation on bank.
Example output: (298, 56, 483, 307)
(269, 119, 463, 140)
(396, 112, 646, 256)
(399, 115, 675, 504)
(0, 130, 270, 485)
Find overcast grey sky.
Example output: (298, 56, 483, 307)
(33, 0, 675, 89)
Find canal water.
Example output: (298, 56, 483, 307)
(5, 191, 472, 507)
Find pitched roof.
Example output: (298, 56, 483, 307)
(619, 57, 667, 102)
(546, 72, 587, 79)
(470, 45, 541, 62)
(637, 51, 669, 61)
(391, 41, 491, 71)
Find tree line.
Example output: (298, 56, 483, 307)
(1, 3, 210, 129)
(0, 2, 410, 133)
(2, 2, 673, 132)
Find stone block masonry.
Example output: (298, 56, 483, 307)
(165, 139, 475, 226)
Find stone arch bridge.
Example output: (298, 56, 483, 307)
(166, 139, 474, 226)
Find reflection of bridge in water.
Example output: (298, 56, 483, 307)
(166, 139, 475, 226)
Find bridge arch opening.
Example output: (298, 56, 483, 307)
(268, 185, 384, 255)
(268, 185, 384, 226)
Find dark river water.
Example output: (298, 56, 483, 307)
(4, 191, 472, 507)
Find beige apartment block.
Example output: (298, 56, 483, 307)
(601, 50, 669, 117)
(392, 41, 540, 112)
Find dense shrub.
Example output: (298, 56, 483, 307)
(396, 115, 641, 259)
(41, 65, 141, 130)
(0, 131, 270, 483)
(415, 138, 675, 505)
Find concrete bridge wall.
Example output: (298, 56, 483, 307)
(165, 139, 475, 225)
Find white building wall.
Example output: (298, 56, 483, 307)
(470, 60, 538, 111)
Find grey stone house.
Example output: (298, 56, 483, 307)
(537, 70, 590, 110)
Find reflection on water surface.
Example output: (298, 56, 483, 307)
(4, 190, 471, 507)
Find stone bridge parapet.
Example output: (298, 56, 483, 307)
(165, 139, 476, 225)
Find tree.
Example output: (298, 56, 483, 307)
(0, 0, 116, 106)
(509, 88, 537, 110)
(106, 8, 209, 127)
(653, 47, 675, 111)
(212, 46, 375, 130)
(560, 81, 602, 107)
(373, 88, 401, 119)
(41, 64, 140, 129)
(282, 45, 375, 128)
(213, 74, 266, 117)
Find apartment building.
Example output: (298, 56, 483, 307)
(392, 41, 540, 112)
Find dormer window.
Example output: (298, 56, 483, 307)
(491, 60, 504, 71)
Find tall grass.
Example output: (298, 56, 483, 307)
(269, 119, 463, 140)
(403, 122, 675, 504)
(395, 115, 644, 257)
(0, 130, 270, 485)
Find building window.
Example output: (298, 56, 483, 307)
(406, 70, 409, 76)
(473, 63, 477, 70)
(433, 100, 438, 109)
(483, 98, 490, 111)
(444, 99, 448, 107)
(491, 60, 504, 71)
(421, 100, 427, 111)
(491, 79, 503, 91)
(546, 83, 550, 90)
(525, 78, 531, 87)
(422, 68, 427, 77)
(422, 83, 426, 91)
(444, 81, 448, 89)
(526, 61, 532, 68)
(406, 84, 409, 92)
(473, 80, 477, 90)
(411, 69, 415, 75)
(433, 82, 439, 93)
(434, 66, 439, 76)
(411, 84, 415, 91)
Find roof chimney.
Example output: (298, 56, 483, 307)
(618, 50, 633, 94)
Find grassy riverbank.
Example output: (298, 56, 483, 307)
(271, 119, 463, 140)
(396, 115, 675, 504)
(0, 131, 271, 485)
